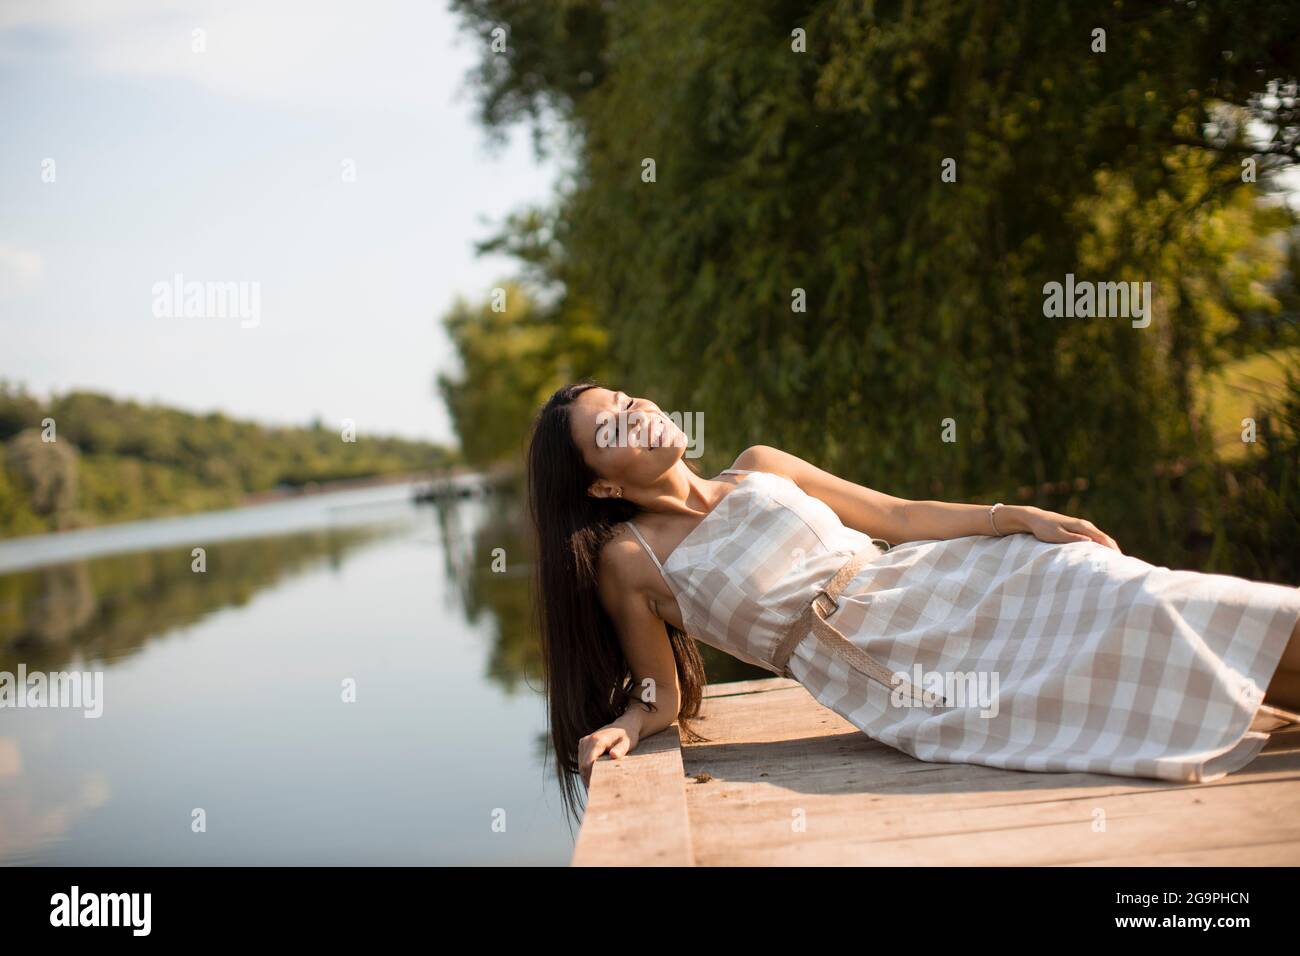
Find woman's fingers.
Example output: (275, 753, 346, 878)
(579, 728, 630, 787)
(1035, 511, 1122, 553)
(1067, 519, 1121, 552)
(1087, 526, 1122, 553)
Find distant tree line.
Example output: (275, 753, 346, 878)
(0, 383, 457, 537)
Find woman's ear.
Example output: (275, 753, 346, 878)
(588, 480, 622, 499)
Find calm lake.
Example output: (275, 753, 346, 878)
(0, 478, 766, 865)
(0, 479, 575, 865)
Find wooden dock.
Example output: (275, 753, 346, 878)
(572, 677, 1300, 866)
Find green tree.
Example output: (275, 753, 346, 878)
(448, 0, 1300, 567)
(3, 429, 80, 527)
(438, 279, 609, 466)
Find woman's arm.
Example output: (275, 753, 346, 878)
(577, 537, 683, 786)
(735, 445, 1120, 552)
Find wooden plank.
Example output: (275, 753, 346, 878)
(573, 675, 1300, 866)
(571, 723, 694, 866)
(680, 677, 1300, 866)
(703, 677, 801, 698)
(682, 773, 1300, 865)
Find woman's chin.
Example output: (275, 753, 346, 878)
(660, 432, 688, 453)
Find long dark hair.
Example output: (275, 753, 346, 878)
(526, 380, 707, 824)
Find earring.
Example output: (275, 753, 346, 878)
(613, 488, 623, 498)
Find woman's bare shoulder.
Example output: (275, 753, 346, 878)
(595, 526, 654, 608)
(730, 444, 812, 482)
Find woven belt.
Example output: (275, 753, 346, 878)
(770, 544, 948, 709)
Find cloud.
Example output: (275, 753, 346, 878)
(0, 0, 468, 114)
(0, 245, 44, 296)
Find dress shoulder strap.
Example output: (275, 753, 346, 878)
(622, 520, 666, 574)
(719, 467, 756, 475)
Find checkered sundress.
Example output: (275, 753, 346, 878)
(628, 468, 1300, 783)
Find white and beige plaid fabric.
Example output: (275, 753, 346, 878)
(642, 468, 1300, 783)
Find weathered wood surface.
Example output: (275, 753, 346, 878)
(570, 723, 694, 866)
(573, 677, 1300, 866)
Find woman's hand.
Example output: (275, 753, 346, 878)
(1008, 505, 1121, 553)
(578, 722, 638, 787)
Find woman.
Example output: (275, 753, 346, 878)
(527, 381, 1300, 820)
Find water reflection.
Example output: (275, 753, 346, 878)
(0, 479, 764, 864)
(0, 528, 391, 674)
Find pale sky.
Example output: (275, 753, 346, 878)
(0, 0, 563, 445)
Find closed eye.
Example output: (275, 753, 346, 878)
(619, 395, 633, 437)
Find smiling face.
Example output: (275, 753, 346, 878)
(568, 386, 688, 497)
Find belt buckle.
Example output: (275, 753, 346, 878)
(812, 587, 838, 617)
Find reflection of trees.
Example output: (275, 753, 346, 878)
(0, 528, 392, 672)
(442, 486, 767, 697)
(442, 485, 543, 696)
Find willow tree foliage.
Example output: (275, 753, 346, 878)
(445, 0, 1300, 567)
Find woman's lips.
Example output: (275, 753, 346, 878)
(632, 410, 681, 448)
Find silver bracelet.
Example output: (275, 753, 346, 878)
(989, 502, 1005, 536)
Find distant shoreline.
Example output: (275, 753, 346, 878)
(237, 470, 443, 506)
(0, 475, 432, 574)
(236, 463, 521, 507)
